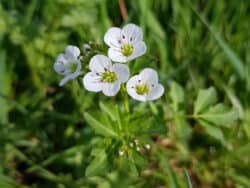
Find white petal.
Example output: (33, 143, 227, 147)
(126, 75, 140, 89)
(140, 68, 158, 84)
(126, 75, 147, 102)
(146, 84, 164, 101)
(56, 53, 67, 64)
(113, 63, 129, 83)
(102, 82, 120, 96)
(58, 63, 81, 87)
(59, 74, 72, 86)
(104, 27, 122, 48)
(121, 23, 143, 44)
(108, 48, 127, 63)
(65, 45, 80, 62)
(89, 55, 112, 73)
(54, 62, 67, 75)
(83, 72, 102, 92)
(127, 41, 146, 61)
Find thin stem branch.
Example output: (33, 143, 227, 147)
(118, 0, 128, 22)
(121, 84, 130, 115)
(121, 84, 130, 139)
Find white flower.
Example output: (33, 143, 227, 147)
(144, 144, 151, 150)
(136, 147, 141, 152)
(104, 23, 147, 63)
(53, 45, 82, 86)
(126, 68, 164, 102)
(118, 150, 125, 156)
(83, 55, 129, 96)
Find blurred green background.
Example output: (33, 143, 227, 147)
(0, 0, 249, 187)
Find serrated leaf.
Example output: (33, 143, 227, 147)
(199, 120, 224, 142)
(194, 87, 217, 114)
(199, 104, 238, 127)
(169, 81, 184, 111)
(85, 150, 108, 177)
(84, 113, 118, 138)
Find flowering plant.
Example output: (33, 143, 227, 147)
(53, 23, 238, 177)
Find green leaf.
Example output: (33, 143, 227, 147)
(99, 102, 117, 122)
(174, 114, 192, 142)
(233, 142, 250, 159)
(169, 81, 184, 111)
(199, 120, 224, 142)
(0, 173, 27, 188)
(84, 113, 118, 138)
(85, 149, 108, 177)
(198, 104, 238, 127)
(194, 87, 217, 114)
(158, 153, 180, 188)
(166, 162, 180, 188)
(128, 160, 139, 177)
(193, 88, 238, 139)
(0, 51, 8, 124)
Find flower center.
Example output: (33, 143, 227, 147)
(135, 84, 149, 95)
(102, 70, 117, 83)
(121, 44, 133, 57)
(66, 63, 78, 73)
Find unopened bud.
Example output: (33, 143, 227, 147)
(83, 44, 91, 52)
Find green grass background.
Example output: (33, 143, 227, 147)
(0, 0, 249, 187)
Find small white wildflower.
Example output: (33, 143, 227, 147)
(126, 68, 164, 102)
(129, 142, 134, 148)
(83, 55, 129, 96)
(53, 45, 81, 86)
(104, 23, 146, 63)
(118, 150, 125, 156)
(136, 147, 141, 152)
(134, 139, 139, 145)
(144, 144, 151, 150)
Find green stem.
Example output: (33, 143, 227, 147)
(121, 84, 131, 139)
(122, 84, 130, 115)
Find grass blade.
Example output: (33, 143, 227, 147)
(186, 0, 245, 80)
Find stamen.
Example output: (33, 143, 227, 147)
(135, 83, 149, 95)
(101, 70, 117, 83)
(121, 43, 133, 56)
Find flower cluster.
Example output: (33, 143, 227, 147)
(53, 23, 164, 101)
